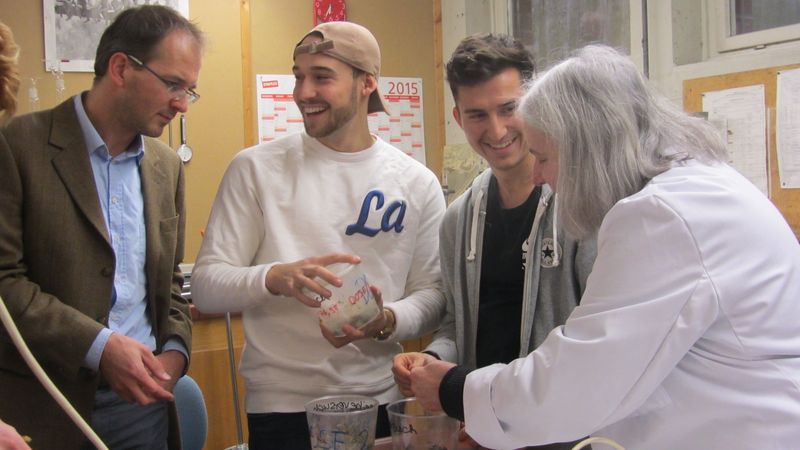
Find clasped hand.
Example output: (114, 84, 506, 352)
(99, 333, 185, 405)
(392, 352, 455, 412)
(395, 354, 487, 447)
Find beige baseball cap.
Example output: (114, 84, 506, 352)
(294, 21, 389, 114)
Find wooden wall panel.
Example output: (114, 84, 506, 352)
(188, 315, 248, 450)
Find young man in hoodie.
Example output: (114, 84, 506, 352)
(392, 34, 596, 450)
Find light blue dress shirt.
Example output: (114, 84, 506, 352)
(73, 94, 186, 371)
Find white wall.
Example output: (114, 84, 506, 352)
(442, 0, 468, 145)
(442, 0, 514, 146)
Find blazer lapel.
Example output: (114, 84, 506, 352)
(140, 144, 167, 317)
(49, 100, 111, 245)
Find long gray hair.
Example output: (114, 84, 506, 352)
(518, 45, 727, 239)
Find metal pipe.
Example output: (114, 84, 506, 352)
(225, 312, 246, 447)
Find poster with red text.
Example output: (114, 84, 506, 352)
(256, 74, 304, 143)
(256, 75, 426, 165)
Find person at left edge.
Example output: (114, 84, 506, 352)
(0, 20, 31, 450)
(0, 6, 203, 449)
(192, 21, 446, 450)
(0, 21, 19, 124)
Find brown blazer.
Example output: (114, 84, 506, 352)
(0, 98, 192, 449)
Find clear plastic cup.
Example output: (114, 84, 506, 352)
(311, 263, 381, 337)
(387, 397, 460, 450)
(305, 395, 379, 450)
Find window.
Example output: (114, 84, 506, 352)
(511, 0, 632, 70)
(711, 0, 800, 52)
(731, 0, 800, 35)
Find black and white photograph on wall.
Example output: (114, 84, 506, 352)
(43, 0, 189, 72)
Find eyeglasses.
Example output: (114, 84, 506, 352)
(126, 54, 200, 104)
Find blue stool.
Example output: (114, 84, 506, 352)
(174, 375, 208, 450)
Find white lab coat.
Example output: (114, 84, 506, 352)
(463, 161, 800, 450)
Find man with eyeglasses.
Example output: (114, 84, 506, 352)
(126, 54, 201, 105)
(0, 5, 203, 449)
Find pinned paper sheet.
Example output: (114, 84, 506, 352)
(777, 68, 800, 188)
(703, 85, 768, 195)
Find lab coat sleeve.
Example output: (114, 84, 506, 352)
(462, 193, 721, 448)
(192, 153, 274, 313)
(388, 173, 447, 341)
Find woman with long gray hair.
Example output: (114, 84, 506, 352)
(406, 45, 800, 450)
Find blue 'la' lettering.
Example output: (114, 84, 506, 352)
(345, 190, 407, 236)
(381, 200, 406, 233)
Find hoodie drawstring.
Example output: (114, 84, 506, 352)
(552, 193, 560, 267)
(466, 188, 484, 261)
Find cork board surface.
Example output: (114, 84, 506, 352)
(683, 63, 800, 238)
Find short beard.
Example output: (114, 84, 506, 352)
(304, 80, 359, 138)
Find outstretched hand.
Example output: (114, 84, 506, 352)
(265, 253, 361, 306)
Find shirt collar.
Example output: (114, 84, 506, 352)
(73, 92, 145, 162)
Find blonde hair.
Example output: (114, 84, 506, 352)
(0, 22, 20, 120)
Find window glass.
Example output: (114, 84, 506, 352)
(730, 0, 800, 35)
(511, 0, 630, 69)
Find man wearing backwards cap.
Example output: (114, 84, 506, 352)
(192, 21, 446, 449)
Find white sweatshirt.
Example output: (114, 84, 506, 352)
(192, 133, 446, 412)
(463, 161, 800, 449)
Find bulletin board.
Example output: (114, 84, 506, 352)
(683, 63, 800, 238)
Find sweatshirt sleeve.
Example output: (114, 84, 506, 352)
(461, 193, 719, 448)
(387, 171, 447, 341)
(191, 152, 276, 313)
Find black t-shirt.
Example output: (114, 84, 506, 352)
(475, 176, 540, 368)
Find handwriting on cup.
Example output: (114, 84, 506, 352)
(310, 428, 369, 450)
(391, 422, 418, 434)
(318, 275, 372, 319)
(309, 400, 374, 450)
(347, 275, 372, 305)
(312, 399, 374, 413)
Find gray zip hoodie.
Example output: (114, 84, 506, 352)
(426, 168, 597, 368)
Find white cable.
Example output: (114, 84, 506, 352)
(571, 436, 626, 450)
(0, 295, 109, 450)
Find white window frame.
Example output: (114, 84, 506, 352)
(708, 0, 800, 53)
